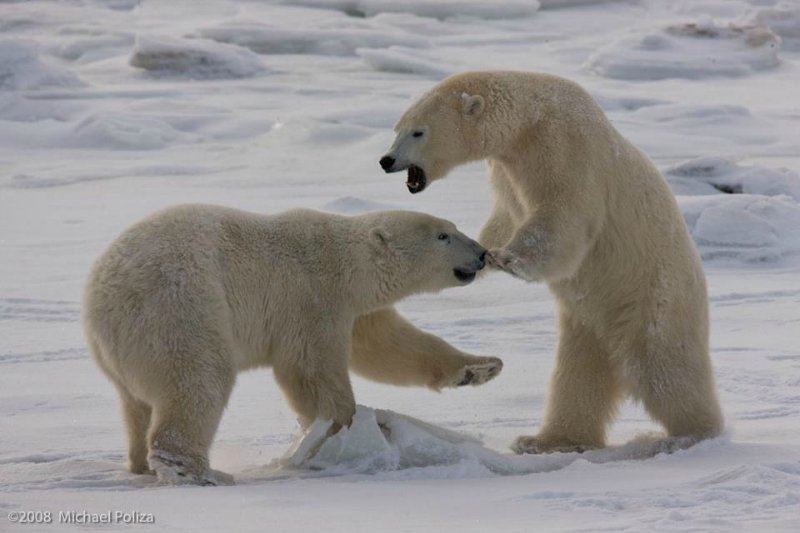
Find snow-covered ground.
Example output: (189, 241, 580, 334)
(2, 0, 799, 531)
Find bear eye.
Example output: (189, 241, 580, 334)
(412, 130, 424, 138)
(437, 232, 449, 241)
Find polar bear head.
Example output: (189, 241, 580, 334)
(366, 211, 486, 295)
(379, 79, 488, 194)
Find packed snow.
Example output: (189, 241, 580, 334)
(1, 0, 799, 532)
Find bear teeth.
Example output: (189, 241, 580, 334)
(406, 165, 427, 194)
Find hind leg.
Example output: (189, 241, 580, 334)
(88, 338, 154, 475)
(146, 359, 236, 486)
(514, 313, 622, 454)
(119, 392, 153, 474)
(635, 343, 723, 444)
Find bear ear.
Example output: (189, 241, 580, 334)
(370, 227, 391, 249)
(461, 93, 485, 117)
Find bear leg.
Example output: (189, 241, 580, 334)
(478, 205, 515, 250)
(350, 307, 503, 391)
(87, 338, 154, 475)
(636, 346, 724, 443)
(273, 333, 356, 429)
(146, 362, 236, 486)
(514, 314, 621, 454)
(119, 392, 153, 475)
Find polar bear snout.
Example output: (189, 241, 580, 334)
(380, 153, 428, 194)
(453, 250, 486, 283)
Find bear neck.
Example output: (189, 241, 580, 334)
(478, 72, 609, 161)
(346, 225, 416, 315)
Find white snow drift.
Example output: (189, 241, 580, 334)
(0, 39, 82, 90)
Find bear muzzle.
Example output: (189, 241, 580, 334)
(379, 155, 427, 194)
(454, 252, 486, 283)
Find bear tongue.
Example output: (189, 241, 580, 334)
(406, 165, 427, 194)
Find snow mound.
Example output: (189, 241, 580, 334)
(357, 47, 453, 77)
(196, 24, 426, 56)
(129, 35, 266, 78)
(276, 406, 720, 478)
(586, 17, 780, 80)
(668, 158, 800, 262)
(67, 112, 197, 150)
(0, 39, 82, 90)
(278, 0, 540, 20)
(746, 2, 800, 52)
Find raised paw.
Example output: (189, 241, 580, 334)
(448, 357, 503, 388)
(512, 435, 596, 455)
(486, 248, 536, 282)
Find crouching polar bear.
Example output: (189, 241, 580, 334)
(83, 205, 502, 485)
(380, 71, 723, 453)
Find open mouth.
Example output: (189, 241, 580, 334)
(453, 268, 477, 283)
(406, 165, 427, 194)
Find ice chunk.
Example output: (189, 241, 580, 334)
(129, 35, 267, 79)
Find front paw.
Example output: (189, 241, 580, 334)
(486, 249, 535, 281)
(448, 357, 503, 388)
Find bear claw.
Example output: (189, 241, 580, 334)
(487, 249, 535, 282)
(149, 451, 234, 486)
(452, 357, 503, 387)
(512, 435, 594, 455)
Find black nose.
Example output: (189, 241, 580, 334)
(477, 251, 486, 270)
(380, 156, 395, 172)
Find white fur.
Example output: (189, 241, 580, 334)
(384, 71, 724, 453)
(83, 204, 502, 484)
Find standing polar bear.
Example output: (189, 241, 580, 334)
(380, 71, 723, 453)
(83, 204, 502, 485)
